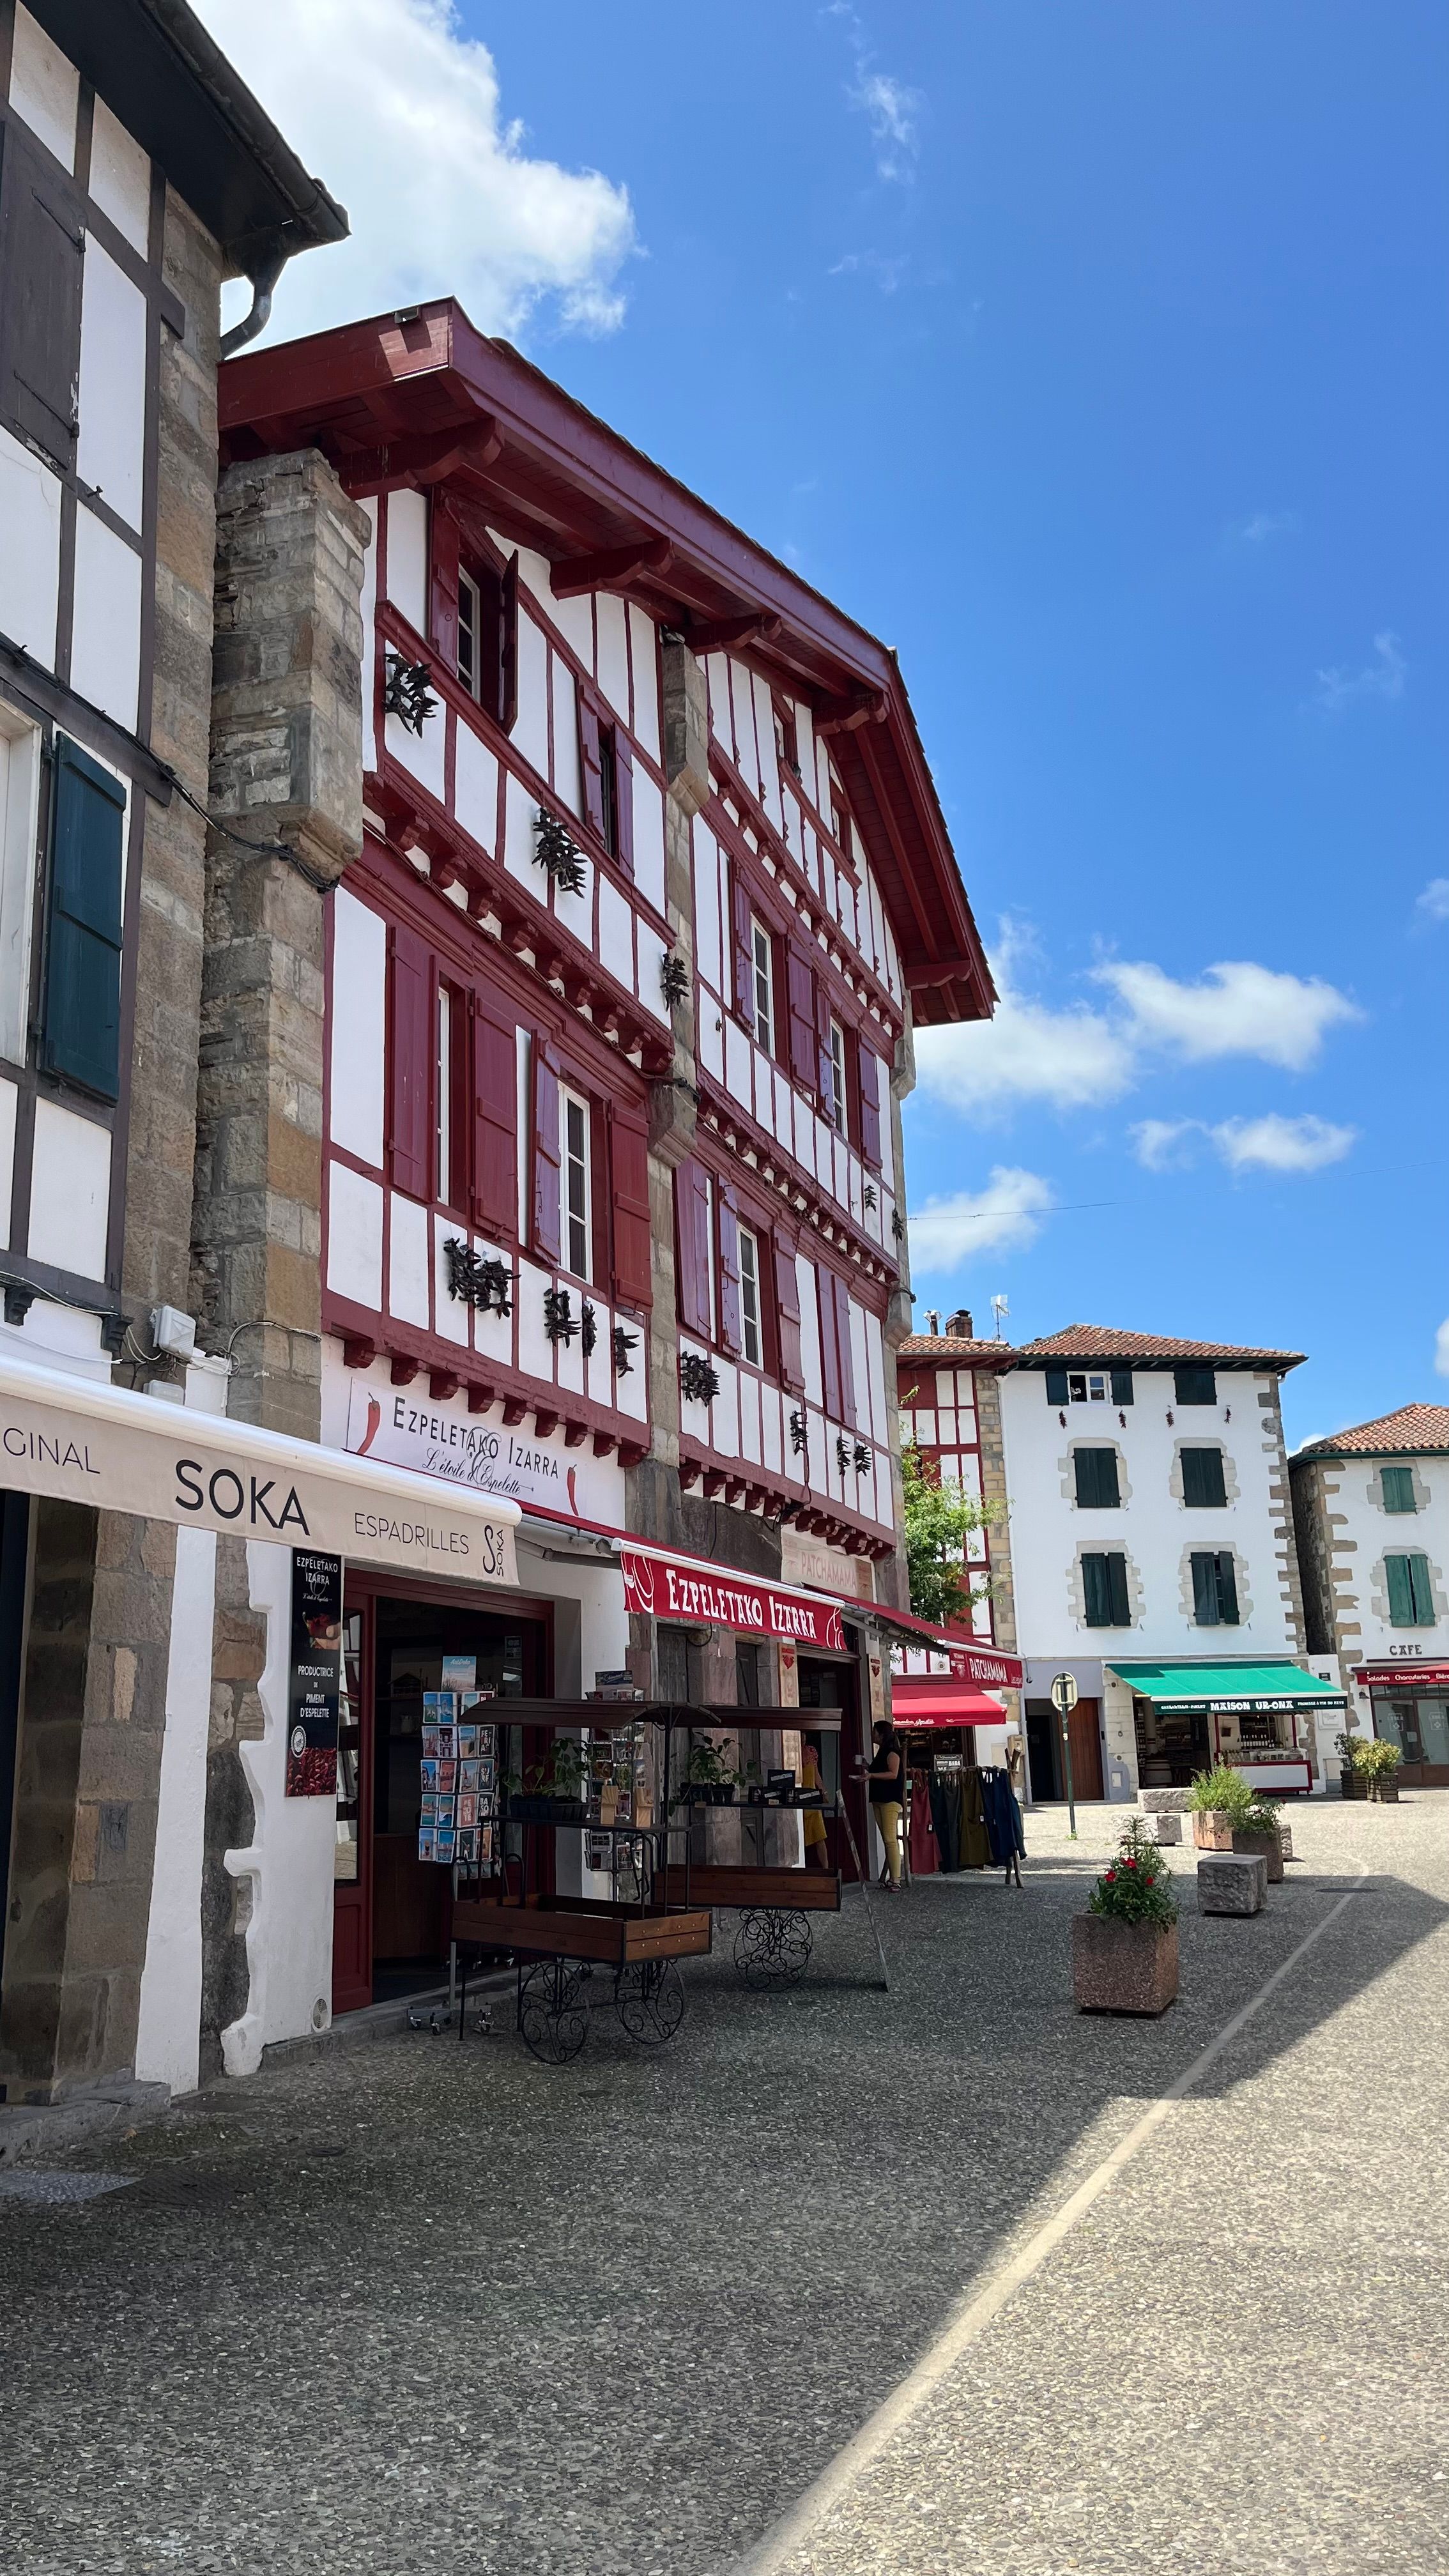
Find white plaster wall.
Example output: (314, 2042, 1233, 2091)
(0, 427, 61, 667)
(327, 1163, 383, 1306)
(89, 95, 151, 252)
(385, 487, 429, 634)
(9, 4, 77, 164)
(70, 506, 142, 729)
(358, 497, 378, 772)
(328, 887, 385, 1165)
(77, 239, 147, 530)
(1312, 1455, 1449, 1673)
(134, 1519, 218, 2094)
(29, 1097, 109, 1276)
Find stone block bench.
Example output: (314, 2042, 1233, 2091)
(1197, 1851, 1268, 1915)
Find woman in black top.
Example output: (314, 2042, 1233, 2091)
(867, 1719, 905, 1891)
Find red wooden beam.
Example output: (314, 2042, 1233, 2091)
(551, 537, 674, 598)
(339, 418, 502, 499)
(815, 689, 888, 739)
(689, 611, 783, 655)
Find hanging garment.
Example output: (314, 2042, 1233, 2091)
(959, 1768, 993, 1870)
(928, 1772, 961, 1872)
(980, 1767, 1026, 1864)
(907, 1768, 937, 1875)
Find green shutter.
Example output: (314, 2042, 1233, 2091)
(41, 739, 125, 1100)
(1381, 1466, 1416, 1514)
(1110, 1370, 1133, 1405)
(1191, 1552, 1218, 1625)
(1408, 1554, 1434, 1625)
(1174, 1366, 1217, 1406)
(1082, 1554, 1109, 1626)
(1216, 1552, 1239, 1625)
(1183, 1448, 1227, 1508)
(1045, 1369, 1069, 1405)
(1107, 1553, 1130, 1625)
(1386, 1554, 1417, 1627)
(1075, 1447, 1120, 1508)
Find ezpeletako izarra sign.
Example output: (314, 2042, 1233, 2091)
(0, 1356, 519, 1583)
(621, 1544, 847, 1651)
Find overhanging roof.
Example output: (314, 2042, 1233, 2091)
(26, 0, 348, 271)
(218, 300, 992, 1027)
(1292, 1402, 1449, 1463)
(1015, 1325, 1305, 1374)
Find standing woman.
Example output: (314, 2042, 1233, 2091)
(868, 1718, 905, 1892)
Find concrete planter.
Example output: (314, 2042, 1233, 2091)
(1192, 1811, 1236, 1850)
(1072, 1915, 1179, 2016)
(1232, 1828, 1285, 1883)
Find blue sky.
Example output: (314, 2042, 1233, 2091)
(204, 0, 1447, 1448)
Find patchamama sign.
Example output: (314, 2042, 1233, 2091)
(0, 1356, 519, 1583)
(621, 1545, 846, 1650)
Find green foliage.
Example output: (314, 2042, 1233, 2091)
(901, 1441, 1000, 1629)
(1089, 1818, 1179, 1927)
(685, 1734, 737, 1787)
(1240, 1798, 1282, 1841)
(523, 1737, 588, 1798)
(1186, 1763, 1255, 1824)
(1337, 1730, 1402, 1779)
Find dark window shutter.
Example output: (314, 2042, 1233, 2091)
(608, 1101, 652, 1310)
(814, 976, 835, 1108)
(675, 1157, 712, 1339)
(857, 1042, 882, 1169)
(40, 737, 125, 1100)
(730, 872, 754, 1026)
(1082, 1555, 1108, 1627)
(817, 1266, 841, 1422)
(1191, 1552, 1218, 1626)
(471, 999, 517, 1239)
(1174, 1365, 1217, 1406)
(0, 130, 84, 468)
(578, 695, 606, 843)
(1045, 1369, 1069, 1405)
(1410, 1554, 1434, 1622)
(530, 1037, 561, 1262)
(500, 551, 519, 732)
(1182, 1448, 1227, 1508)
(1110, 1369, 1133, 1405)
(429, 502, 459, 672)
(833, 1272, 857, 1427)
(1216, 1552, 1239, 1625)
(1074, 1448, 1119, 1508)
(387, 924, 433, 1200)
(1385, 1554, 1414, 1625)
(612, 730, 634, 876)
(786, 946, 816, 1087)
(717, 1181, 742, 1357)
(1107, 1554, 1130, 1625)
(774, 1236, 804, 1393)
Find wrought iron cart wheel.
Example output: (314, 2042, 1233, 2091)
(519, 1961, 591, 2064)
(733, 1907, 813, 1988)
(613, 1957, 686, 2044)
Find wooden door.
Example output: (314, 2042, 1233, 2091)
(1068, 1696, 1105, 1802)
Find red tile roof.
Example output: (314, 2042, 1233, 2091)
(1292, 1403, 1449, 1460)
(897, 1336, 1011, 1364)
(1012, 1324, 1305, 1370)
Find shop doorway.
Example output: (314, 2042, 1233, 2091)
(1025, 1697, 1105, 1802)
(798, 1646, 868, 1881)
(1377, 1698, 1449, 1789)
(335, 1577, 551, 2014)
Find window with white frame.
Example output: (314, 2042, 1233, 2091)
(457, 568, 481, 699)
(750, 918, 774, 1052)
(562, 1087, 590, 1279)
(739, 1222, 762, 1367)
(827, 1019, 847, 1135)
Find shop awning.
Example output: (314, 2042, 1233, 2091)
(891, 1680, 1008, 1728)
(0, 1353, 520, 1581)
(1353, 1664, 1449, 1692)
(872, 1599, 1024, 1689)
(1107, 1660, 1347, 1715)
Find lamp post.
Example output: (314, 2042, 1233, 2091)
(1050, 1669, 1079, 1838)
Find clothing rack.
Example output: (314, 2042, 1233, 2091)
(904, 1755, 1024, 1889)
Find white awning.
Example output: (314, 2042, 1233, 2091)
(0, 1353, 519, 1583)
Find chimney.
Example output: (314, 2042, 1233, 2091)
(926, 1310, 939, 1337)
(946, 1309, 974, 1340)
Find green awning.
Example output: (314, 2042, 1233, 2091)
(1107, 1660, 1347, 1715)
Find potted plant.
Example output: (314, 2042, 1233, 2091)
(507, 1736, 588, 1825)
(1187, 1763, 1255, 1849)
(1232, 1797, 1285, 1883)
(679, 1734, 738, 1807)
(1337, 1731, 1402, 1802)
(1073, 1819, 1179, 2015)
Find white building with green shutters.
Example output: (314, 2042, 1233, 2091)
(1291, 1404, 1449, 1788)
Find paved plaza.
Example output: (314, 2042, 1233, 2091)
(2, 1796, 1447, 2575)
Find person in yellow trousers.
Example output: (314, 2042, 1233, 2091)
(867, 1717, 905, 1892)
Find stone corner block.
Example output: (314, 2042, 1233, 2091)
(1197, 1851, 1267, 1915)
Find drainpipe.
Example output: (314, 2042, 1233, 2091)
(219, 247, 289, 358)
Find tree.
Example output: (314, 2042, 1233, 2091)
(900, 1441, 999, 1629)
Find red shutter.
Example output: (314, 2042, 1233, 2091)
(500, 551, 519, 732)
(773, 1236, 804, 1394)
(675, 1158, 712, 1338)
(834, 1272, 858, 1427)
(387, 924, 433, 1201)
(472, 999, 517, 1239)
(817, 1264, 841, 1422)
(531, 1036, 562, 1262)
(609, 1101, 653, 1310)
(429, 501, 459, 673)
(786, 945, 816, 1089)
(858, 1041, 882, 1169)
(730, 872, 754, 1027)
(815, 976, 835, 1109)
(717, 1181, 742, 1357)
(579, 695, 606, 843)
(613, 729, 634, 876)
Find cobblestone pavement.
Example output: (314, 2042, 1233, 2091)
(2, 1795, 1447, 2575)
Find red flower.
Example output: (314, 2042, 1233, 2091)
(1123, 1857, 1137, 1869)
(1104, 1869, 1116, 1882)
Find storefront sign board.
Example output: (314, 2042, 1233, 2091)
(779, 1528, 873, 1602)
(947, 1644, 1024, 1691)
(1353, 1665, 1449, 1692)
(345, 1375, 623, 1525)
(287, 1551, 342, 1797)
(620, 1545, 845, 1651)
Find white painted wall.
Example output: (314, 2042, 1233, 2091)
(0, 709, 41, 1069)
(328, 887, 386, 1166)
(89, 95, 151, 253)
(29, 1098, 111, 1276)
(70, 505, 142, 730)
(77, 240, 147, 530)
(9, 4, 78, 166)
(1305, 1450, 1449, 1752)
(0, 427, 61, 668)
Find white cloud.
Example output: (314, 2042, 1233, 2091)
(916, 930, 1133, 1114)
(1098, 959, 1360, 1071)
(1313, 630, 1406, 713)
(1436, 1319, 1449, 1381)
(194, 0, 636, 345)
(1209, 1115, 1356, 1174)
(1131, 1119, 1199, 1172)
(1230, 510, 1300, 546)
(828, 251, 908, 293)
(852, 70, 922, 180)
(1416, 879, 1449, 925)
(909, 1169, 1055, 1270)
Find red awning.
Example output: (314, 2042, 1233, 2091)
(892, 1680, 1008, 1729)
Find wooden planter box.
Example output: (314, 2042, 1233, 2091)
(1340, 1775, 1400, 1803)
(1192, 1811, 1236, 1850)
(1072, 1915, 1179, 2016)
(1232, 1828, 1285, 1883)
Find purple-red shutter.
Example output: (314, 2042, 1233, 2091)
(578, 694, 606, 843)
(786, 945, 816, 1089)
(774, 1236, 804, 1393)
(834, 1272, 858, 1427)
(471, 999, 517, 1239)
(815, 976, 835, 1110)
(858, 1041, 882, 1169)
(730, 872, 754, 1027)
(675, 1158, 712, 1338)
(429, 502, 459, 673)
(609, 1101, 653, 1310)
(500, 551, 519, 732)
(387, 923, 433, 1201)
(817, 1264, 841, 1422)
(613, 729, 634, 876)
(717, 1181, 742, 1357)
(531, 1036, 562, 1262)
